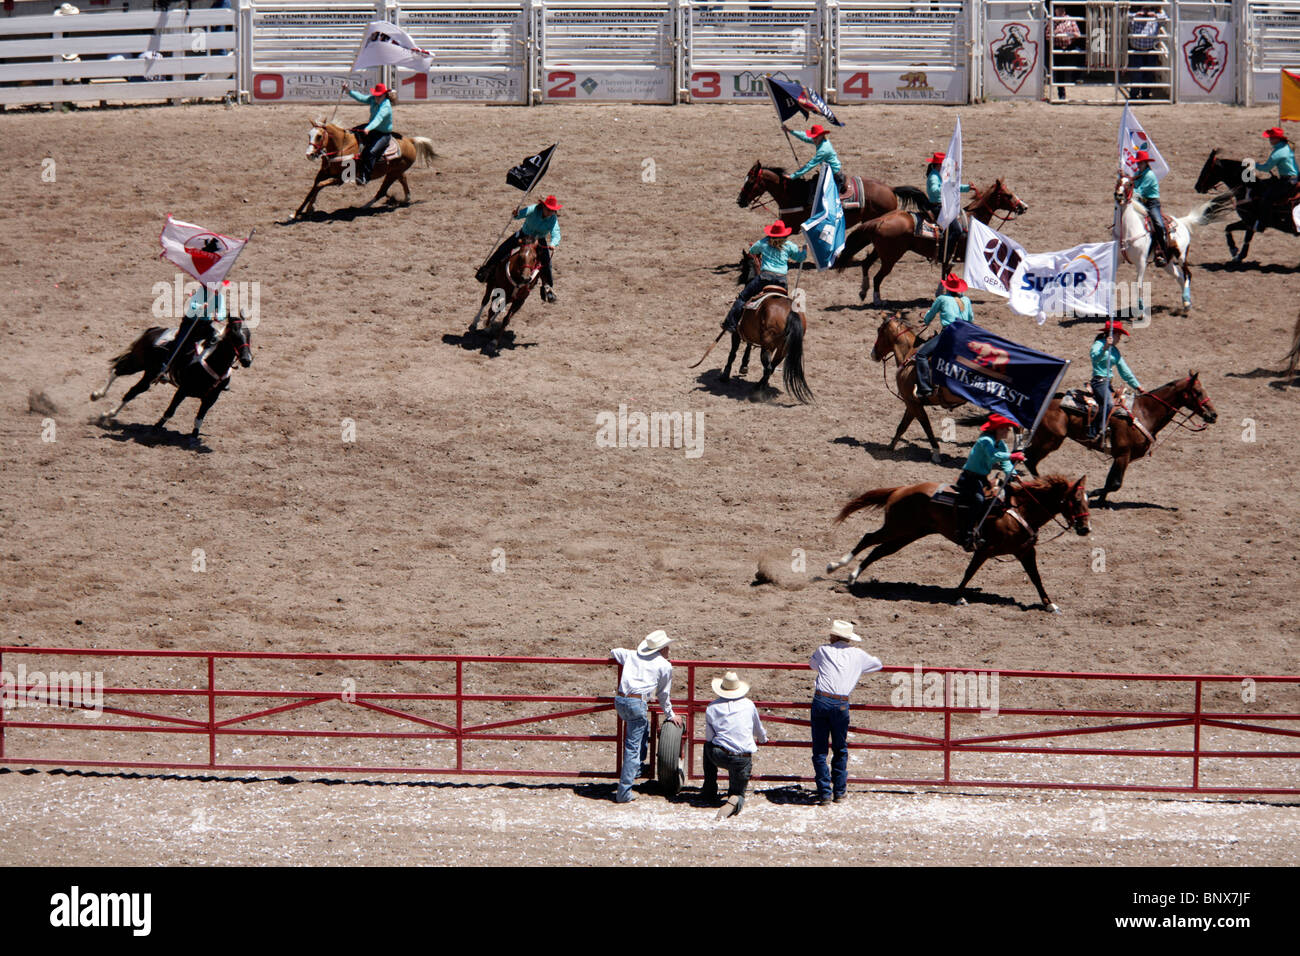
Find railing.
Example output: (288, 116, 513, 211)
(1, 647, 1297, 795)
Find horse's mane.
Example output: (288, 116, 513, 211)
(1018, 474, 1075, 496)
(766, 166, 790, 178)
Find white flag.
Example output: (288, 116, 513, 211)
(1008, 241, 1118, 324)
(158, 216, 248, 289)
(1118, 103, 1169, 181)
(352, 20, 434, 73)
(938, 116, 963, 230)
(964, 218, 1026, 298)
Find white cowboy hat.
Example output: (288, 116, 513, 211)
(637, 630, 672, 656)
(829, 620, 862, 642)
(711, 671, 750, 700)
(54, 3, 81, 14)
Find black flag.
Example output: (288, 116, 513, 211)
(506, 144, 557, 192)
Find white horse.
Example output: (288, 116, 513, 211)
(1113, 174, 1233, 318)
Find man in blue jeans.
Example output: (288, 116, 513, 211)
(809, 620, 883, 805)
(610, 630, 681, 804)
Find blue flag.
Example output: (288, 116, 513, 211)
(928, 321, 1071, 436)
(766, 75, 843, 127)
(801, 165, 845, 269)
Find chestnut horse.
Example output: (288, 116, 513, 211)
(295, 121, 436, 218)
(826, 474, 1091, 612)
(1024, 372, 1217, 506)
(467, 237, 542, 357)
(736, 161, 923, 231)
(837, 180, 1029, 305)
(870, 314, 964, 462)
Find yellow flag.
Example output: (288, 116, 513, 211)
(1281, 69, 1300, 122)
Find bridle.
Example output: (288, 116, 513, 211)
(970, 182, 1027, 226)
(1007, 478, 1091, 546)
(740, 164, 796, 215)
(1140, 377, 1215, 432)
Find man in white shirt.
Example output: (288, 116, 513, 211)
(702, 671, 768, 820)
(809, 620, 883, 805)
(610, 630, 682, 804)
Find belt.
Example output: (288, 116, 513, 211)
(708, 742, 750, 758)
(815, 691, 850, 702)
(616, 692, 650, 702)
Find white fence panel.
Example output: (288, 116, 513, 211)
(537, 1, 676, 102)
(831, 0, 968, 104)
(246, 1, 383, 104)
(1245, 0, 1300, 104)
(0, 7, 237, 107)
(684, 0, 822, 102)
(396, 1, 529, 103)
(1176, 1, 1234, 102)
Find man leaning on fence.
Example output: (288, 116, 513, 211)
(610, 630, 682, 804)
(809, 620, 883, 806)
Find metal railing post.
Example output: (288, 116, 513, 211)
(456, 660, 464, 772)
(943, 671, 952, 784)
(207, 654, 216, 768)
(686, 663, 696, 781)
(1192, 679, 1203, 790)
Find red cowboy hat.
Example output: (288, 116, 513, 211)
(369, 83, 389, 97)
(927, 152, 946, 165)
(806, 124, 829, 138)
(940, 273, 967, 294)
(1263, 127, 1287, 140)
(981, 413, 1021, 432)
(1102, 319, 1131, 336)
(1133, 149, 1152, 163)
(540, 195, 562, 212)
(764, 220, 793, 238)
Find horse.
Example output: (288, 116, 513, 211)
(869, 314, 965, 462)
(294, 120, 437, 219)
(826, 474, 1091, 613)
(1114, 173, 1234, 316)
(1286, 311, 1300, 377)
(467, 236, 542, 357)
(836, 179, 1029, 306)
(1024, 372, 1217, 506)
(1193, 148, 1299, 263)
(92, 315, 253, 443)
(736, 161, 922, 232)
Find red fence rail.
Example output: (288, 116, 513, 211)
(1, 647, 1297, 796)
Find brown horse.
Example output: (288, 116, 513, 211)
(467, 237, 542, 357)
(736, 161, 923, 232)
(870, 314, 966, 462)
(294, 120, 436, 218)
(1024, 372, 1217, 506)
(691, 286, 813, 403)
(826, 474, 1091, 612)
(837, 180, 1029, 305)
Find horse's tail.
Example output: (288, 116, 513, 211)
(109, 327, 167, 376)
(835, 487, 896, 524)
(893, 186, 927, 212)
(836, 222, 877, 271)
(782, 311, 813, 404)
(411, 137, 437, 167)
(1180, 191, 1236, 230)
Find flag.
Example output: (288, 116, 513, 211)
(506, 144, 557, 192)
(766, 75, 843, 127)
(1281, 69, 1300, 122)
(801, 165, 845, 269)
(1007, 241, 1118, 324)
(352, 20, 434, 73)
(926, 321, 1070, 435)
(938, 116, 963, 230)
(1118, 102, 1169, 180)
(963, 218, 1026, 298)
(159, 216, 248, 289)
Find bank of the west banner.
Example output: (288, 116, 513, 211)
(929, 322, 1070, 433)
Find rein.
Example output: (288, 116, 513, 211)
(1010, 480, 1088, 545)
(1139, 385, 1212, 433)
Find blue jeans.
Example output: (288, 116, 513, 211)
(810, 693, 850, 800)
(1089, 376, 1111, 439)
(702, 742, 753, 812)
(725, 272, 785, 330)
(615, 696, 649, 801)
(913, 333, 941, 395)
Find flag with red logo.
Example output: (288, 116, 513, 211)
(1118, 103, 1169, 180)
(158, 216, 248, 289)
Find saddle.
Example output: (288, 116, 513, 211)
(1059, 388, 1132, 422)
(839, 176, 865, 211)
(929, 482, 1005, 518)
(742, 285, 790, 312)
(914, 217, 942, 241)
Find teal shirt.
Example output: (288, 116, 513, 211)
(791, 132, 841, 178)
(347, 89, 393, 134)
(515, 204, 561, 247)
(1090, 338, 1142, 390)
(1258, 143, 1298, 178)
(749, 238, 806, 276)
(1134, 167, 1159, 201)
(923, 292, 973, 328)
(926, 169, 972, 204)
(183, 289, 226, 321)
(963, 434, 1014, 477)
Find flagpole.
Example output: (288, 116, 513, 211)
(157, 229, 254, 382)
(478, 142, 558, 271)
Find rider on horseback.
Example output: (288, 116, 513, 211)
(476, 195, 563, 303)
(1254, 127, 1298, 232)
(722, 221, 806, 332)
(345, 82, 394, 186)
(914, 273, 973, 400)
(923, 152, 971, 222)
(956, 413, 1019, 551)
(787, 124, 845, 194)
(1133, 150, 1168, 267)
(1087, 319, 1142, 447)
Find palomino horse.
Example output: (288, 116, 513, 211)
(836, 180, 1029, 306)
(1024, 372, 1217, 506)
(870, 314, 964, 462)
(1114, 174, 1234, 316)
(295, 121, 437, 218)
(467, 237, 542, 357)
(92, 316, 253, 443)
(826, 474, 1091, 612)
(1193, 148, 1300, 263)
(736, 161, 922, 232)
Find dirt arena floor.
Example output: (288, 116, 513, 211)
(1, 99, 1297, 866)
